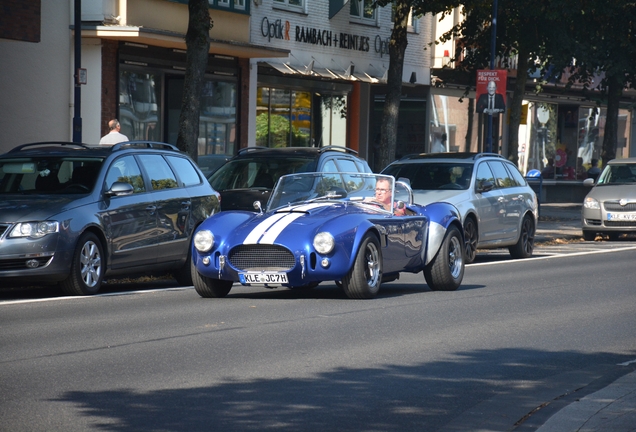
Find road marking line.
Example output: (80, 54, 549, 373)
(469, 245, 636, 267)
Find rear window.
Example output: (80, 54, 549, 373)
(209, 157, 317, 190)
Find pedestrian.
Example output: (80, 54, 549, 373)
(99, 119, 129, 145)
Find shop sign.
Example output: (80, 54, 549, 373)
(261, 16, 389, 56)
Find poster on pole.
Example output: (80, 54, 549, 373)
(475, 70, 507, 114)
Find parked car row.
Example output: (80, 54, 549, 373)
(1, 140, 543, 298)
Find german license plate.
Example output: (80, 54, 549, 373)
(239, 272, 288, 285)
(607, 212, 636, 221)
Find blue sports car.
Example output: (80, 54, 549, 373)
(191, 172, 464, 299)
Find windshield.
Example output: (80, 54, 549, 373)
(267, 172, 395, 212)
(597, 164, 636, 185)
(208, 157, 318, 191)
(0, 157, 103, 194)
(383, 162, 473, 190)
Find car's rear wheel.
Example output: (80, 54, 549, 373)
(424, 226, 464, 291)
(191, 260, 232, 298)
(463, 217, 478, 264)
(60, 232, 104, 296)
(509, 215, 535, 259)
(342, 234, 382, 299)
(173, 239, 194, 286)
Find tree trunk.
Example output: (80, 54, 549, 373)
(601, 74, 622, 164)
(507, 47, 529, 165)
(176, 0, 211, 162)
(377, 0, 410, 171)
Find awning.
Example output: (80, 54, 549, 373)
(80, 25, 289, 59)
(260, 61, 385, 83)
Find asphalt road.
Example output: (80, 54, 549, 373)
(1, 246, 635, 431)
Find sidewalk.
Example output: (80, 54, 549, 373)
(526, 203, 636, 431)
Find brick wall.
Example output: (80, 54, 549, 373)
(0, 0, 41, 42)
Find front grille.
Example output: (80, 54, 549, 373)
(604, 220, 636, 227)
(228, 245, 295, 271)
(604, 202, 636, 212)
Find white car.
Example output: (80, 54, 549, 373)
(382, 153, 539, 263)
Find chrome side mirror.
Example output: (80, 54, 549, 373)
(253, 200, 263, 214)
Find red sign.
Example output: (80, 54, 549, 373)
(476, 70, 507, 114)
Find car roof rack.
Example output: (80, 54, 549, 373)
(398, 152, 505, 161)
(236, 146, 270, 155)
(8, 141, 91, 153)
(318, 145, 359, 155)
(111, 141, 180, 152)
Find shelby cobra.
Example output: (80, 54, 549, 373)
(191, 173, 464, 299)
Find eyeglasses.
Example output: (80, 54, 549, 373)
(375, 188, 389, 193)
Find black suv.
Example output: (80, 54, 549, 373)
(0, 141, 221, 295)
(208, 146, 372, 211)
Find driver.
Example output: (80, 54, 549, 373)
(373, 177, 406, 216)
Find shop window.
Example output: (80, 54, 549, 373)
(119, 70, 161, 142)
(198, 80, 237, 157)
(257, 87, 342, 148)
(350, 0, 377, 23)
(517, 102, 557, 178)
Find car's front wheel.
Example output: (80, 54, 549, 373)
(463, 217, 478, 264)
(342, 234, 382, 299)
(191, 260, 232, 298)
(424, 226, 464, 291)
(509, 215, 535, 259)
(60, 232, 104, 296)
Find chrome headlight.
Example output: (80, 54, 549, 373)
(584, 197, 600, 210)
(313, 232, 335, 254)
(194, 230, 214, 252)
(9, 221, 59, 239)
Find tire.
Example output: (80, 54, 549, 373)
(173, 240, 194, 286)
(191, 260, 232, 298)
(463, 217, 478, 264)
(508, 215, 535, 259)
(342, 234, 382, 299)
(424, 226, 464, 291)
(59, 232, 104, 296)
(582, 230, 596, 241)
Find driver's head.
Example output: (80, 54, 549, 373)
(375, 178, 392, 205)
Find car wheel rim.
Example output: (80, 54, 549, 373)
(464, 220, 477, 260)
(522, 219, 534, 253)
(80, 240, 102, 288)
(448, 235, 463, 279)
(365, 242, 381, 287)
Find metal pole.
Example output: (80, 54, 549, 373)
(486, 0, 498, 153)
(72, 0, 82, 143)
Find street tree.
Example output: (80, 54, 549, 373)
(176, 0, 212, 161)
(373, 0, 459, 170)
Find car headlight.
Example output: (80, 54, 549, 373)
(313, 232, 335, 254)
(194, 230, 214, 252)
(9, 221, 59, 239)
(584, 197, 600, 209)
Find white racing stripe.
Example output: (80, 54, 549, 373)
(243, 203, 331, 245)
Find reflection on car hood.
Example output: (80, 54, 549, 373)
(587, 184, 636, 201)
(411, 189, 468, 205)
(0, 195, 86, 222)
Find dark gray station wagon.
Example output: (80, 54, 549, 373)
(0, 141, 220, 295)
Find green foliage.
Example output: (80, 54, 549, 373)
(255, 114, 309, 147)
(151, 178, 178, 190)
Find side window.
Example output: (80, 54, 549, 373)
(504, 162, 527, 187)
(166, 155, 201, 187)
(475, 162, 495, 190)
(321, 159, 338, 173)
(138, 154, 178, 190)
(334, 158, 359, 173)
(105, 156, 145, 193)
(488, 161, 515, 189)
